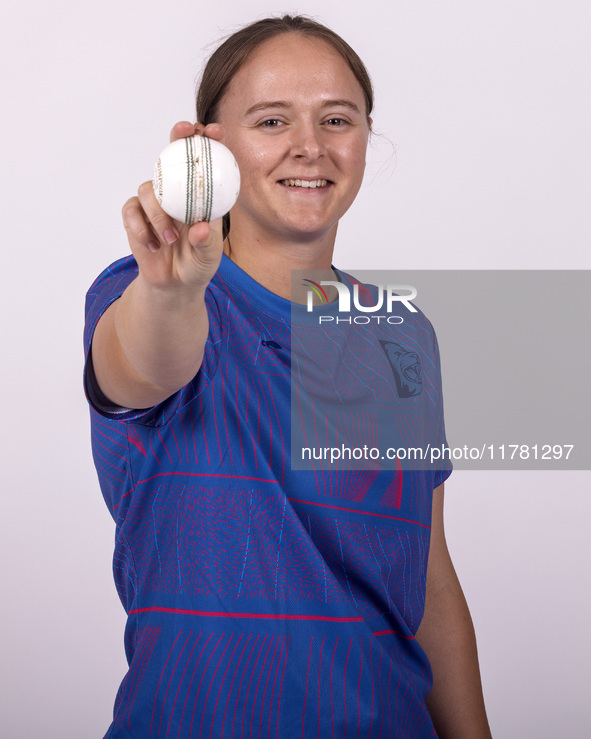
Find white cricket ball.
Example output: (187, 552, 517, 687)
(152, 135, 240, 224)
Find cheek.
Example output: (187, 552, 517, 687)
(333, 135, 368, 170)
(341, 149, 368, 183)
(232, 143, 278, 184)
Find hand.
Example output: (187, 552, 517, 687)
(121, 121, 226, 292)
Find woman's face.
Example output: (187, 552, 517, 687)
(216, 34, 371, 246)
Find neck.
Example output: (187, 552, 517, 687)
(224, 224, 338, 302)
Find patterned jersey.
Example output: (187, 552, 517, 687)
(84, 253, 451, 738)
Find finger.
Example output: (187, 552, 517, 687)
(186, 220, 211, 248)
(169, 122, 224, 144)
(202, 123, 224, 141)
(137, 181, 181, 246)
(169, 120, 197, 143)
(122, 197, 160, 253)
(187, 217, 223, 256)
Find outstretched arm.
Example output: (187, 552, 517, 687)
(415, 483, 492, 738)
(91, 122, 225, 409)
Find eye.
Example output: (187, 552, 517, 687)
(260, 118, 284, 128)
(324, 117, 348, 127)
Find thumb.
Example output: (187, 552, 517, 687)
(186, 217, 224, 252)
(186, 217, 225, 280)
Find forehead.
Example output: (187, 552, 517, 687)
(219, 34, 366, 114)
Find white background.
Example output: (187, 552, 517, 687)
(1, 1, 589, 736)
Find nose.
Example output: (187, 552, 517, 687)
(289, 122, 324, 160)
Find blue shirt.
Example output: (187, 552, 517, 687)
(84, 254, 450, 738)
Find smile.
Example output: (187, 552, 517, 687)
(279, 179, 329, 188)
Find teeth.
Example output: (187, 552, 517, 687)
(281, 179, 328, 188)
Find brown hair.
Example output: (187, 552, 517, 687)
(197, 15, 373, 123)
(196, 15, 374, 237)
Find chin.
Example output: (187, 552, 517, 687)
(283, 222, 338, 244)
(276, 210, 339, 236)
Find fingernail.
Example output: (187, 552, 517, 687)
(164, 228, 179, 245)
(147, 240, 160, 253)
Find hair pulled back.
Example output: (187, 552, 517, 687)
(196, 15, 374, 125)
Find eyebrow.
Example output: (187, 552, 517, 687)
(244, 99, 362, 116)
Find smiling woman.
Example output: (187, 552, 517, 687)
(214, 33, 371, 281)
(84, 14, 491, 739)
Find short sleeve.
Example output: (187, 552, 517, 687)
(83, 255, 223, 426)
(430, 326, 452, 488)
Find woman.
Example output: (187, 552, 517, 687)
(85, 15, 491, 738)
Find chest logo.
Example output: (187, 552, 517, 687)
(380, 340, 423, 398)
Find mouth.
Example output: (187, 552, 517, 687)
(279, 178, 330, 189)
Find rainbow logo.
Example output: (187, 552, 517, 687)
(302, 279, 329, 304)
